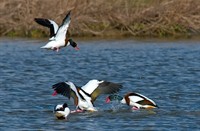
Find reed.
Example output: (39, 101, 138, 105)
(0, 0, 200, 38)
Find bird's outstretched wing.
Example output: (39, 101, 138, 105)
(34, 18, 59, 38)
(52, 82, 71, 99)
(52, 81, 79, 106)
(54, 11, 71, 41)
(127, 92, 157, 107)
(82, 80, 123, 102)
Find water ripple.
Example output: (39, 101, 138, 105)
(0, 39, 200, 130)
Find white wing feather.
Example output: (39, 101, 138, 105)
(49, 20, 59, 34)
(81, 80, 101, 94)
(54, 16, 71, 41)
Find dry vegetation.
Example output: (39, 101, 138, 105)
(0, 0, 200, 38)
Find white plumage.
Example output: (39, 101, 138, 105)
(52, 79, 122, 112)
(54, 103, 70, 119)
(106, 92, 158, 110)
(35, 11, 79, 52)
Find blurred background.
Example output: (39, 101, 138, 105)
(0, 0, 200, 38)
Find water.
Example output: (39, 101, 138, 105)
(0, 38, 200, 130)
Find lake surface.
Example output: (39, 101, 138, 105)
(0, 38, 200, 130)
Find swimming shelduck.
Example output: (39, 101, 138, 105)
(54, 103, 70, 120)
(34, 10, 79, 52)
(106, 92, 158, 110)
(52, 79, 123, 112)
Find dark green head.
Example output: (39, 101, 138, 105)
(106, 95, 123, 103)
(63, 103, 68, 108)
(68, 39, 79, 50)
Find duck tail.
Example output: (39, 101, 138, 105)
(40, 46, 47, 49)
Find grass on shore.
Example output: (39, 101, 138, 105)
(0, 0, 200, 38)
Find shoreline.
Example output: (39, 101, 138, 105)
(1, 0, 200, 39)
(1, 34, 200, 42)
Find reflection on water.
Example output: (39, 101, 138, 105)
(0, 38, 200, 130)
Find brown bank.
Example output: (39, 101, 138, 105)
(0, 0, 200, 38)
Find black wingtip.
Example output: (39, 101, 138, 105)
(52, 82, 71, 98)
(65, 10, 71, 19)
(34, 18, 51, 26)
(34, 18, 39, 22)
(34, 18, 42, 22)
(62, 10, 72, 23)
(66, 10, 71, 17)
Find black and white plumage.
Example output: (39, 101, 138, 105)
(106, 92, 158, 110)
(34, 18, 58, 40)
(52, 79, 123, 111)
(54, 103, 70, 119)
(34, 11, 79, 52)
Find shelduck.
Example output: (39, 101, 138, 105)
(106, 92, 158, 110)
(54, 103, 70, 119)
(52, 79, 123, 112)
(34, 10, 79, 52)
